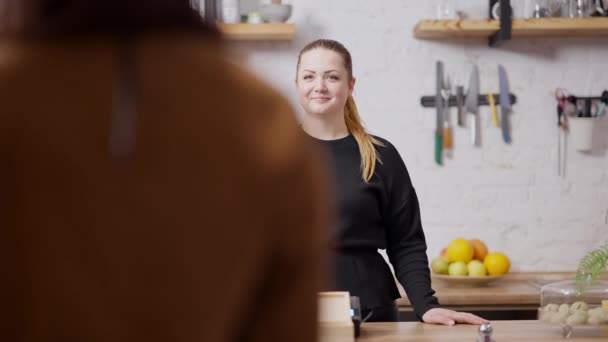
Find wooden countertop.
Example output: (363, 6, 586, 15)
(397, 272, 608, 308)
(358, 320, 608, 341)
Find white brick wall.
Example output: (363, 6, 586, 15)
(230, 0, 608, 271)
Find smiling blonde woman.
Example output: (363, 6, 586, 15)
(296, 39, 488, 325)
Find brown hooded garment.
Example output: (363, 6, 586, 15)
(0, 34, 330, 342)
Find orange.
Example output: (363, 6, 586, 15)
(483, 252, 510, 276)
(446, 238, 474, 263)
(469, 239, 489, 261)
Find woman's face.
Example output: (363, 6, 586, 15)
(296, 48, 355, 118)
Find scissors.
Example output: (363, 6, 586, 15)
(555, 88, 576, 117)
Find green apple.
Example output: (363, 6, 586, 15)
(431, 257, 449, 274)
(448, 261, 468, 276)
(467, 260, 487, 276)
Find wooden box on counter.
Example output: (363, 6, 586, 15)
(318, 292, 354, 342)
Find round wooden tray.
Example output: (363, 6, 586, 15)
(431, 274, 505, 287)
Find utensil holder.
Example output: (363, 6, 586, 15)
(568, 116, 597, 151)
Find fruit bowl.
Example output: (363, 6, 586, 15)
(431, 274, 505, 287)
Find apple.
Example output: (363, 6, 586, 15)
(431, 257, 449, 274)
(467, 260, 487, 276)
(448, 261, 468, 276)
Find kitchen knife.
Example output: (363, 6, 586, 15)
(456, 85, 465, 127)
(488, 93, 499, 127)
(498, 65, 512, 144)
(465, 65, 480, 146)
(435, 61, 444, 165)
(443, 77, 453, 158)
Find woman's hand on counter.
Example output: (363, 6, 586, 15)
(421, 308, 489, 326)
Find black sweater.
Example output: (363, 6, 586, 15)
(311, 134, 439, 319)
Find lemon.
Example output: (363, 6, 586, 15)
(484, 252, 511, 276)
(446, 238, 474, 263)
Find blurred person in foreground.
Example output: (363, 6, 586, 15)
(0, 1, 330, 341)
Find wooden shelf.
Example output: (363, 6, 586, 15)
(218, 23, 295, 41)
(414, 17, 608, 40)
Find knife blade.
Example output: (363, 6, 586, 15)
(442, 77, 453, 160)
(498, 65, 512, 144)
(465, 65, 480, 146)
(456, 85, 465, 127)
(435, 61, 444, 165)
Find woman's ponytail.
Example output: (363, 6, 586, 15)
(344, 95, 383, 182)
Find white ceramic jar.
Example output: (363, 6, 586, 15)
(221, 0, 241, 23)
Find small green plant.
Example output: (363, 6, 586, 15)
(575, 243, 608, 284)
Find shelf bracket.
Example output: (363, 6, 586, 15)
(489, 0, 512, 47)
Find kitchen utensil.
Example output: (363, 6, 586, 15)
(563, 0, 593, 16)
(591, 0, 606, 16)
(584, 98, 593, 117)
(555, 87, 571, 177)
(556, 104, 569, 177)
(491, 0, 513, 19)
(597, 90, 608, 117)
(498, 65, 512, 144)
(456, 85, 465, 127)
(442, 76, 453, 159)
(575, 0, 593, 16)
(465, 65, 480, 146)
(596, 101, 606, 117)
(435, 61, 445, 165)
(532, 0, 552, 18)
(569, 116, 596, 151)
(488, 93, 499, 127)
(557, 105, 563, 176)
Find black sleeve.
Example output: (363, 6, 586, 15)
(381, 144, 440, 320)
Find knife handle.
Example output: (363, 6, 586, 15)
(456, 86, 465, 127)
(435, 133, 443, 165)
(488, 94, 499, 127)
(501, 107, 512, 144)
(443, 127, 452, 149)
(469, 114, 480, 146)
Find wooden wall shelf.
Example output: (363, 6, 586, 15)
(414, 17, 608, 40)
(218, 23, 296, 41)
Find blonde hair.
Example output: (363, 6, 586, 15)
(297, 39, 384, 182)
